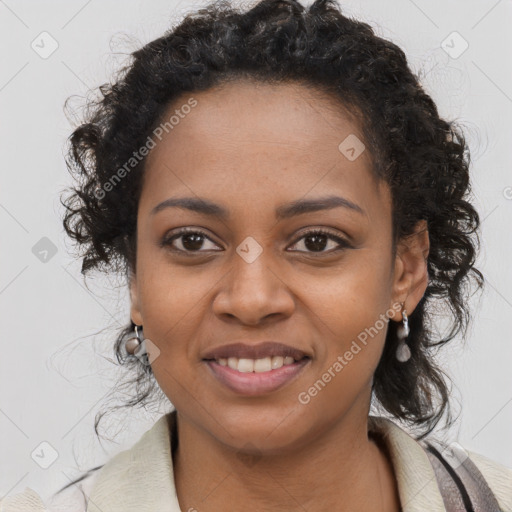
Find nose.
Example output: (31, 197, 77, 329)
(211, 247, 295, 326)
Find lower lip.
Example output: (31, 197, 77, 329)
(204, 358, 310, 396)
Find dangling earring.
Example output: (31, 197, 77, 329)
(396, 306, 411, 362)
(125, 324, 146, 357)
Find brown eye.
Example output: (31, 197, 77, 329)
(288, 229, 351, 255)
(161, 228, 222, 254)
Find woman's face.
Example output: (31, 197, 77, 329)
(130, 80, 428, 453)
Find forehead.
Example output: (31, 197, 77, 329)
(140, 79, 387, 220)
(150, 79, 368, 160)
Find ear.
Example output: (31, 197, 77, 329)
(390, 219, 430, 320)
(129, 270, 144, 325)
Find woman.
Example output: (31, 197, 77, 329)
(2, 0, 511, 510)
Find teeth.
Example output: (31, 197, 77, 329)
(271, 356, 284, 369)
(217, 355, 299, 372)
(254, 357, 272, 372)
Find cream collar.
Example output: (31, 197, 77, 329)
(86, 411, 446, 512)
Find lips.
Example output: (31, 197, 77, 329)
(201, 341, 310, 361)
(204, 358, 311, 395)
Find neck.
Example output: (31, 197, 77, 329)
(173, 409, 401, 512)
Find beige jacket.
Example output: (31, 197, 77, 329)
(2, 411, 511, 511)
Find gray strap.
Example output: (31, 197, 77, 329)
(423, 441, 502, 511)
(425, 447, 468, 510)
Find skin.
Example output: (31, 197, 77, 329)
(129, 79, 430, 511)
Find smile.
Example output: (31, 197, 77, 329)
(203, 356, 310, 396)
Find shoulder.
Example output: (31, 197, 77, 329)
(423, 438, 512, 512)
(0, 487, 47, 511)
(0, 469, 100, 512)
(47, 467, 100, 512)
(465, 448, 512, 512)
(369, 415, 512, 510)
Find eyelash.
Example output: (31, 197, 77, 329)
(160, 227, 352, 256)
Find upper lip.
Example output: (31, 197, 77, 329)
(201, 341, 310, 361)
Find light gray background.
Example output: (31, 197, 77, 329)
(1, 0, 511, 500)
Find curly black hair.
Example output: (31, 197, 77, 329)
(61, 0, 484, 443)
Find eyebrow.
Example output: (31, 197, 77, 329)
(150, 195, 365, 220)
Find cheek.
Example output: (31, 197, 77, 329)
(140, 277, 207, 407)
(302, 247, 393, 339)
(133, 252, 229, 409)
(297, 249, 393, 391)
(134, 248, 207, 352)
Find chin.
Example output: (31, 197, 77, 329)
(209, 406, 309, 454)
